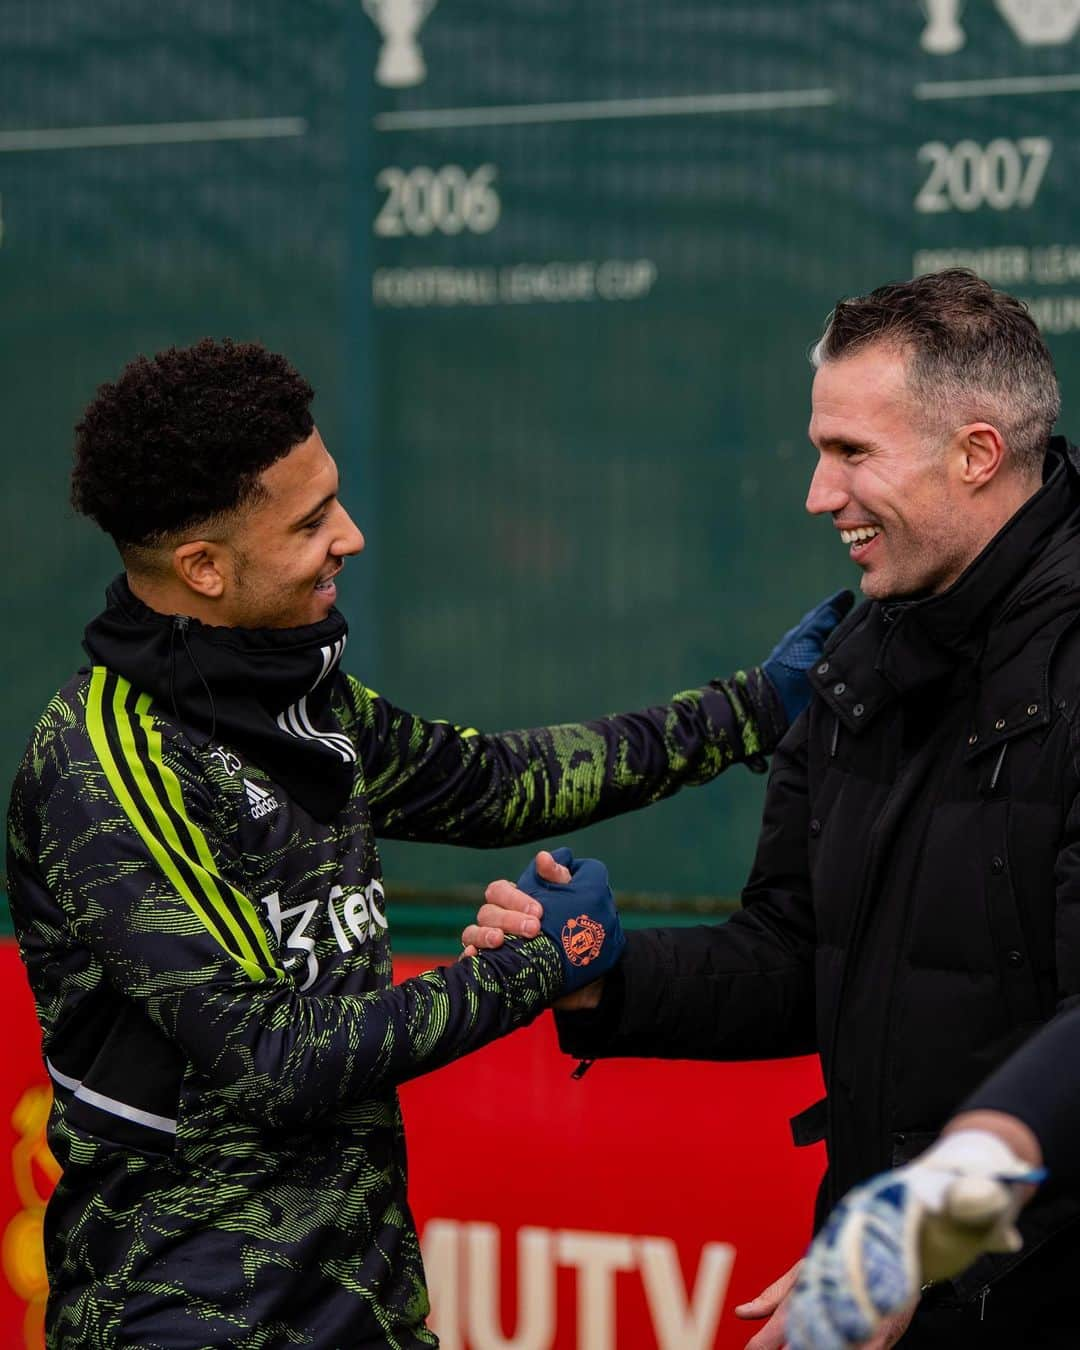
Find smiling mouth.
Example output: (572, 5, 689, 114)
(314, 569, 341, 592)
(838, 525, 882, 558)
(839, 525, 880, 546)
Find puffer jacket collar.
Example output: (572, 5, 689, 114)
(809, 438, 1080, 737)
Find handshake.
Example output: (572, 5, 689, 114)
(463, 846, 625, 1003)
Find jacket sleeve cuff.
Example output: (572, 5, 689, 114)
(554, 926, 666, 1057)
(717, 666, 788, 764)
(555, 964, 627, 1057)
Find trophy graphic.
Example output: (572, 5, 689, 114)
(363, 0, 439, 87)
(920, 0, 967, 52)
(995, 0, 1080, 45)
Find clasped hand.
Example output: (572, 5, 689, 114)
(462, 848, 612, 1009)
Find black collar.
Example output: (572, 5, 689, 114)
(810, 437, 1080, 735)
(83, 576, 357, 820)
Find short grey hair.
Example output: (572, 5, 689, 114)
(811, 269, 1060, 478)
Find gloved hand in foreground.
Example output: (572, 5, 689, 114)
(514, 846, 625, 995)
(786, 1130, 1045, 1350)
(762, 589, 854, 725)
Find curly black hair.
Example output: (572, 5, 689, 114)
(71, 338, 315, 547)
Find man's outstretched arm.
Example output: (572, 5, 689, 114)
(349, 591, 852, 848)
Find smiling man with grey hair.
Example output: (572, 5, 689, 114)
(471, 270, 1080, 1347)
(806, 268, 1060, 600)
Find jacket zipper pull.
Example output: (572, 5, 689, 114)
(570, 1059, 594, 1080)
(988, 741, 1008, 795)
(979, 1286, 990, 1322)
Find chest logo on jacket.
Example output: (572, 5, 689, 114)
(261, 881, 389, 989)
(244, 777, 280, 820)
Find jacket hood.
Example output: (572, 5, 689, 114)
(82, 576, 356, 820)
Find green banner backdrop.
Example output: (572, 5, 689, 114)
(5, 2, 1080, 927)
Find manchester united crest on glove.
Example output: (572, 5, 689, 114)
(516, 848, 626, 994)
(562, 914, 605, 966)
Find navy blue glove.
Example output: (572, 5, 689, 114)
(762, 589, 854, 725)
(515, 847, 626, 995)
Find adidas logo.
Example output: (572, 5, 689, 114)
(244, 778, 281, 821)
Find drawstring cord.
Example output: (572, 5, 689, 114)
(169, 616, 218, 746)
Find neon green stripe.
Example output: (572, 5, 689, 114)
(86, 669, 259, 977)
(112, 679, 274, 977)
(132, 692, 280, 972)
(86, 668, 268, 982)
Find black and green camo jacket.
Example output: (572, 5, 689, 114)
(6, 657, 781, 1348)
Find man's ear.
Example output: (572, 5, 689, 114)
(956, 423, 1007, 489)
(172, 540, 228, 598)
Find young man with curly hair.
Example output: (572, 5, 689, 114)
(6, 337, 847, 1349)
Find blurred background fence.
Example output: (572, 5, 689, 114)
(8, 7, 1080, 1347)
(5, 1, 1080, 933)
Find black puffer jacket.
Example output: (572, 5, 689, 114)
(559, 437, 1080, 1299)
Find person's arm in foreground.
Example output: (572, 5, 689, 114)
(351, 591, 852, 848)
(782, 1025, 1080, 1349)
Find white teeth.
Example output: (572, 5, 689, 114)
(840, 526, 881, 546)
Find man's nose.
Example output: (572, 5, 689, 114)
(805, 458, 848, 516)
(334, 509, 365, 556)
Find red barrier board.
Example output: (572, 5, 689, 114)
(0, 942, 824, 1348)
(0, 942, 53, 1350)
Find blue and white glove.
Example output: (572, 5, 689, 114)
(786, 1130, 1045, 1350)
(762, 589, 854, 725)
(515, 847, 626, 995)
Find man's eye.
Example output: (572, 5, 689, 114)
(303, 514, 328, 531)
